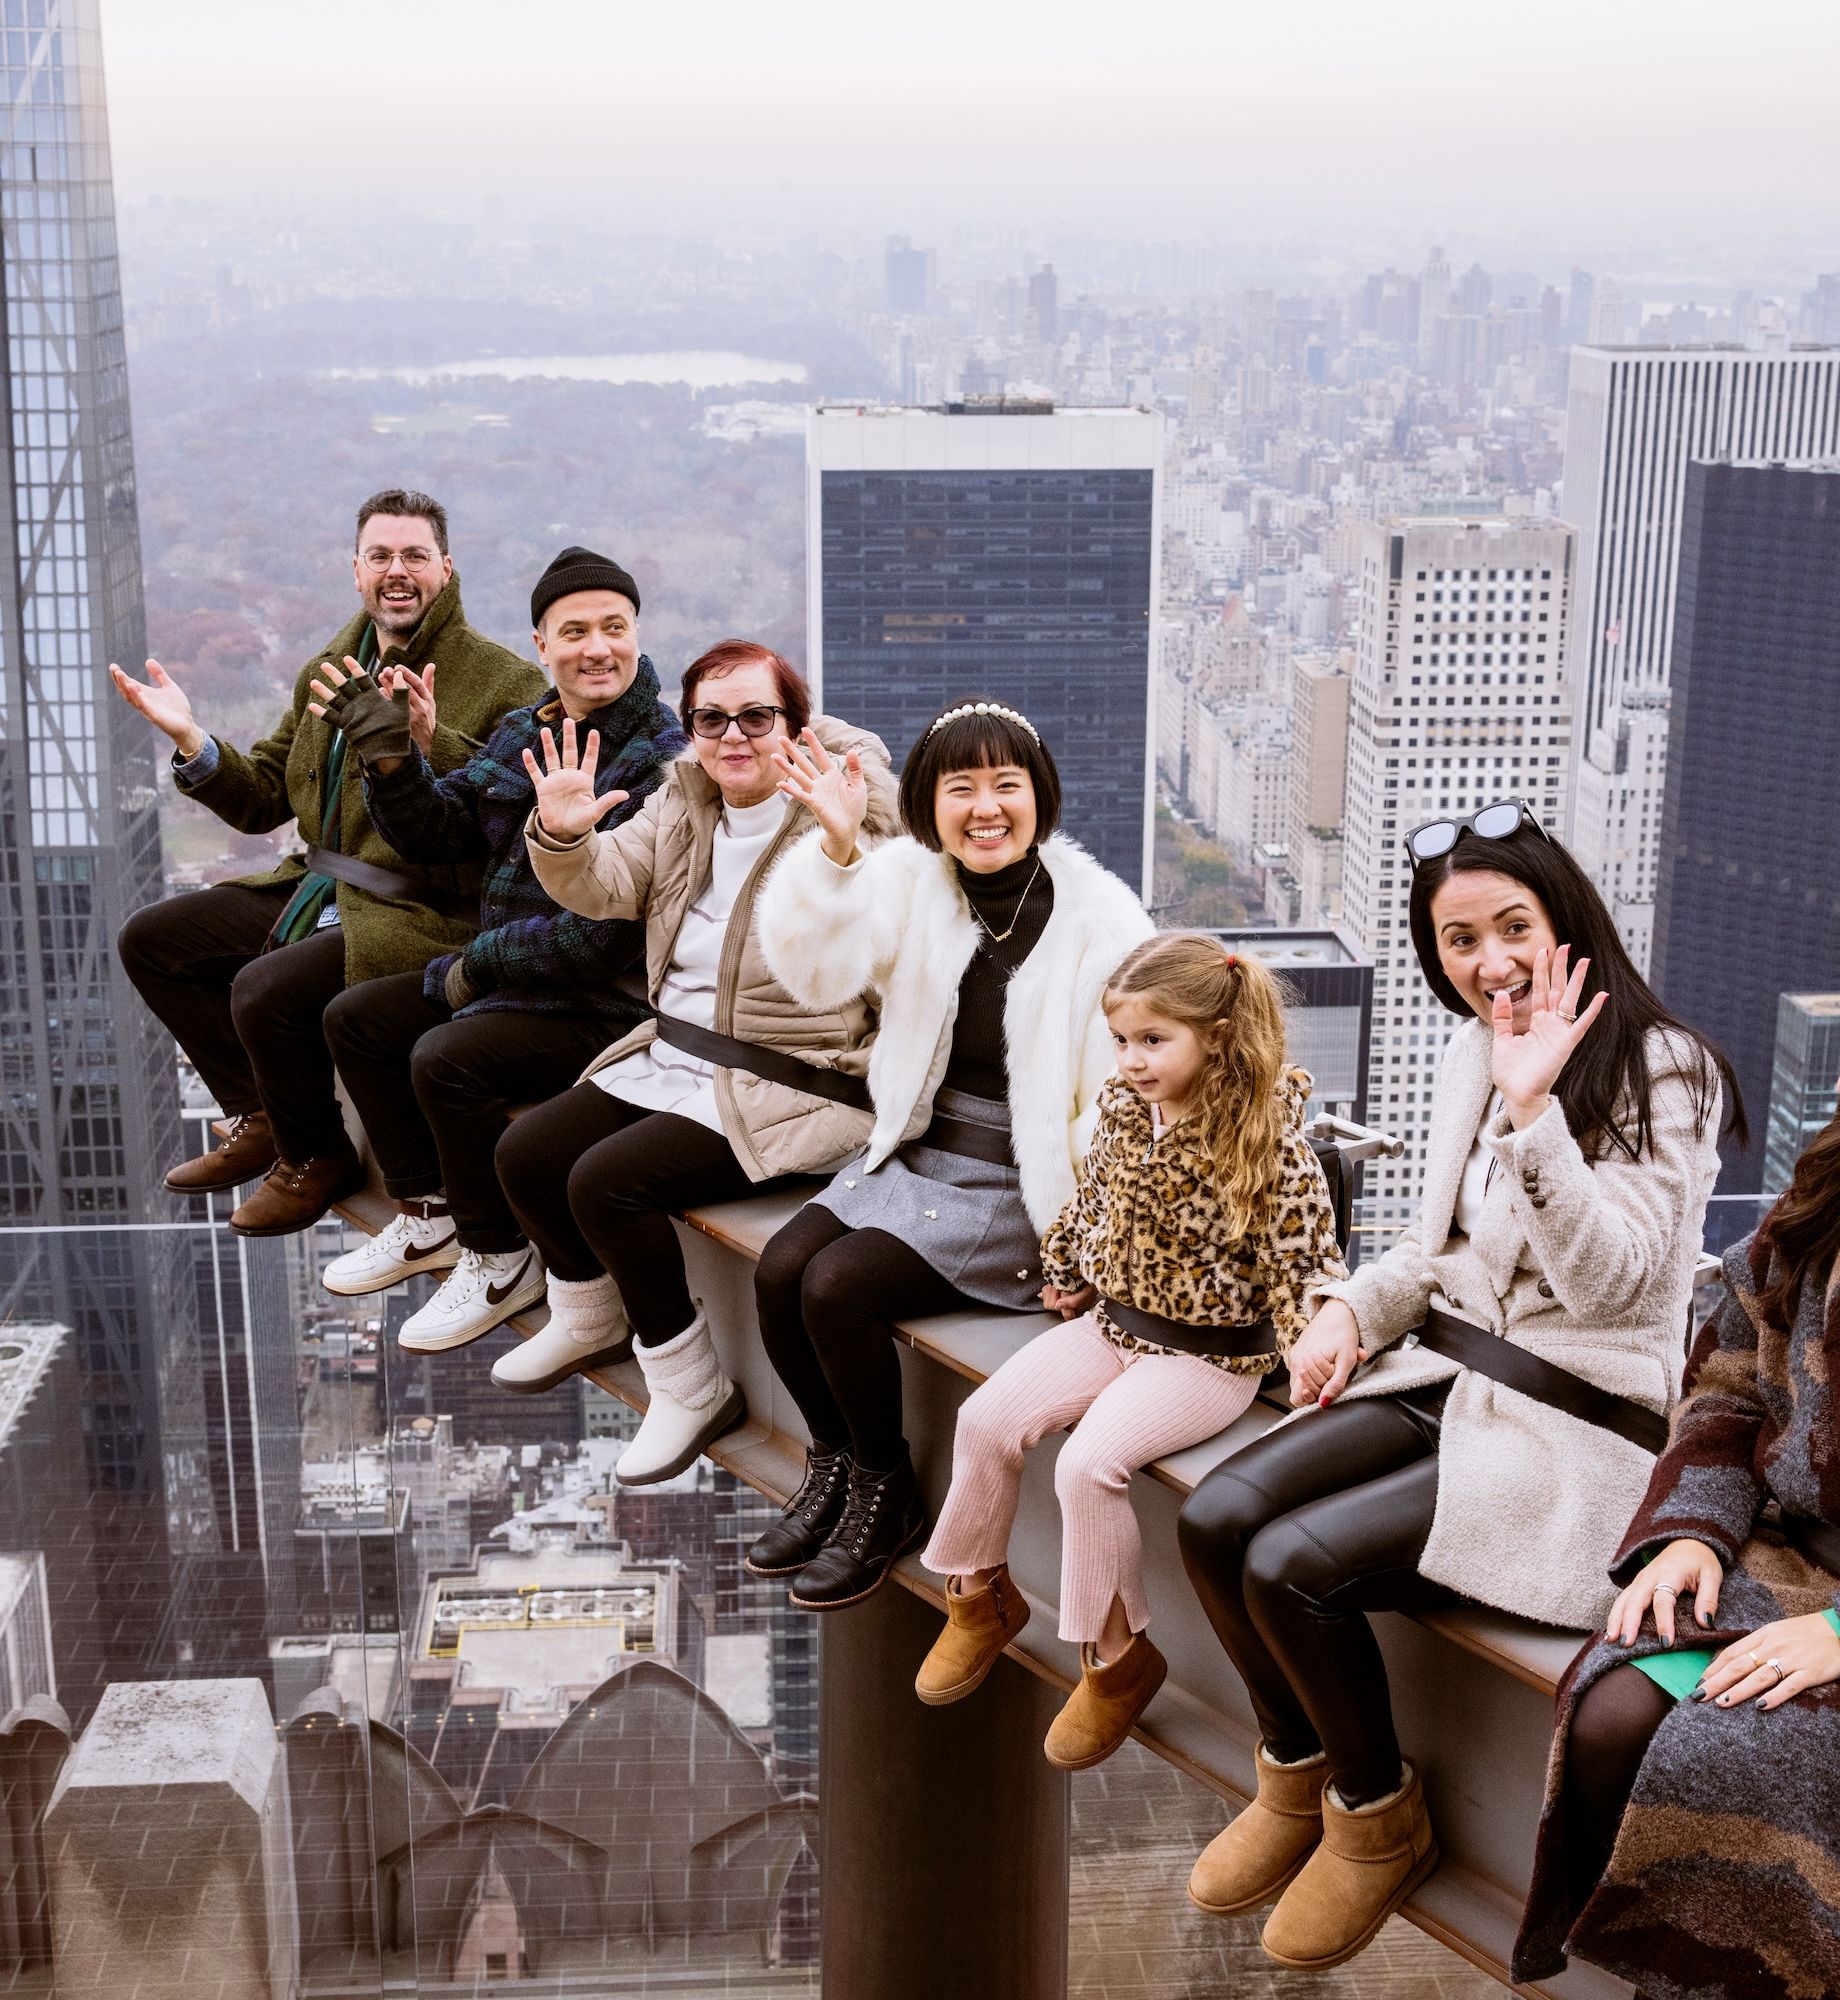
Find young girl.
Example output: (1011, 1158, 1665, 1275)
(916, 932, 1348, 1771)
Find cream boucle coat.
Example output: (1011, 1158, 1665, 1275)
(1311, 1019, 1722, 1630)
(756, 830, 1154, 1234)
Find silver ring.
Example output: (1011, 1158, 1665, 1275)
(1559, 1009, 1576, 1023)
(1766, 1657, 1787, 1683)
(1652, 1584, 1678, 1599)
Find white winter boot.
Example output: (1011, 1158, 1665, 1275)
(491, 1271, 631, 1392)
(616, 1311, 746, 1486)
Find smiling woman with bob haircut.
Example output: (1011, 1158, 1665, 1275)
(1169, 797, 1743, 1976)
(742, 697, 1152, 1614)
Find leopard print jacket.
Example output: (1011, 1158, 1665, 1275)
(1039, 1067, 1348, 1374)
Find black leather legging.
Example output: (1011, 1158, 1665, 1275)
(1177, 1384, 1453, 1806)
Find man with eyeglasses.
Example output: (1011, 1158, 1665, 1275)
(113, 486, 543, 1234)
(302, 546, 687, 1351)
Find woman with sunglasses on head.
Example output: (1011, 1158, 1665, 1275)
(1513, 1092, 1840, 2000)
(741, 700, 1152, 1612)
(1173, 799, 1743, 1976)
(497, 640, 898, 1485)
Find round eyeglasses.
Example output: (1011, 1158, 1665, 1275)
(360, 546, 440, 573)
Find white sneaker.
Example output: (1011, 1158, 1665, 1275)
(398, 1247, 546, 1353)
(323, 1205, 459, 1296)
(616, 1311, 747, 1486)
(492, 1272, 632, 1392)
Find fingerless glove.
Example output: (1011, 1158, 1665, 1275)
(320, 671, 412, 766)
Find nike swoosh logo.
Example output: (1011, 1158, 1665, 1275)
(404, 1233, 457, 1263)
(486, 1256, 535, 1306)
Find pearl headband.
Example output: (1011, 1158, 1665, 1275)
(925, 701, 1041, 745)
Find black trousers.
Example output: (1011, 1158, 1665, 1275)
(117, 882, 350, 1162)
(753, 1204, 978, 1471)
(496, 1082, 790, 1347)
(1176, 1384, 1453, 1806)
(323, 974, 618, 1252)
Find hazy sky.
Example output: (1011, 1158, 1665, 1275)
(100, 1, 1840, 248)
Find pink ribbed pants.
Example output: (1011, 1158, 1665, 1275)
(921, 1315, 1261, 1644)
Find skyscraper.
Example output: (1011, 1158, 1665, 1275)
(1650, 459, 1840, 1190)
(0, 0, 216, 1696)
(1341, 515, 1575, 1224)
(1561, 345, 1840, 970)
(1765, 994, 1840, 1195)
(807, 402, 1162, 891)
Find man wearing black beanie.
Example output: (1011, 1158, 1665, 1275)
(313, 547, 688, 1353)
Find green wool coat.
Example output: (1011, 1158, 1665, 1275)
(177, 570, 545, 983)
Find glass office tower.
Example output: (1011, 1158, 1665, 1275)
(808, 403, 1162, 892)
(1652, 458, 1840, 1193)
(0, 0, 217, 1705)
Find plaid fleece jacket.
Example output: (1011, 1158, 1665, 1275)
(362, 656, 687, 1019)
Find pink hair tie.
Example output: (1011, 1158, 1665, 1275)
(1226, 953, 1238, 968)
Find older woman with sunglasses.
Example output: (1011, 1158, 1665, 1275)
(493, 640, 897, 1486)
(1172, 799, 1744, 1975)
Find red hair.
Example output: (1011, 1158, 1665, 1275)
(680, 640, 810, 737)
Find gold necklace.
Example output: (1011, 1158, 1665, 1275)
(968, 858, 1043, 945)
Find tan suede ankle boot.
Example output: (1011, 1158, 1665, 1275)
(1042, 1631, 1167, 1770)
(915, 1568, 1031, 1705)
(1188, 1744, 1328, 1916)
(1260, 1762, 1438, 1971)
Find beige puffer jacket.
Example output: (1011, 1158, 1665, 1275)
(526, 715, 898, 1181)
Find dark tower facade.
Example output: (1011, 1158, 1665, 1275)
(1652, 457, 1840, 1195)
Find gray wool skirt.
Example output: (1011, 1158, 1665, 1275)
(810, 1087, 1045, 1310)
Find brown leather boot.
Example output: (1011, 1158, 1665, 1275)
(1188, 1745, 1327, 1915)
(915, 1567, 1031, 1706)
(1042, 1630, 1167, 1770)
(165, 1112, 277, 1193)
(230, 1148, 365, 1237)
(1260, 1762, 1438, 1971)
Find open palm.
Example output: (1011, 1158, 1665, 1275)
(772, 729, 866, 860)
(1491, 943, 1607, 1112)
(520, 717, 626, 840)
(109, 658, 198, 747)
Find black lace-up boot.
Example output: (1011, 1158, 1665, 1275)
(788, 1453, 926, 1610)
(745, 1445, 854, 1576)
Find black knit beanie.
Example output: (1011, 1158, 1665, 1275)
(530, 545, 640, 628)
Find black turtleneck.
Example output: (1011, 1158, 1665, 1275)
(942, 848, 1055, 1102)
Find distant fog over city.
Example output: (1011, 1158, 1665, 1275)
(102, 0, 1840, 242)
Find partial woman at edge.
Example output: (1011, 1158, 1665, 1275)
(1513, 1092, 1840, 2000)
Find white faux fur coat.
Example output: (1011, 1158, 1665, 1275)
(1310, 1019, 1722, 1630)
(756, 831, 1154, 1234)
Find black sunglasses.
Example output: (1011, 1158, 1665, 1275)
(1404, 797, 1551, 868)
(687, 703, 787, 741)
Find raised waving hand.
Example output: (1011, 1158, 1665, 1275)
(1491, 943, 1608, 1126)
(772, 728, 867, 866)
(521, 717, 626, 840)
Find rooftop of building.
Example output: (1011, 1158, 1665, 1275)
(1577, 341, 1837, 355)
(812, 398, 1154, 419)
(1200, 926, 1368, 971)
(0, 1323, 63, 1456)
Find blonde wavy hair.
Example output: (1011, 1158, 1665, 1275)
(1103, 932, 1294, 1240)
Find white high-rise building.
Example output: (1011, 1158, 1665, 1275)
(1562, 345, 1840, 969)
(1343, 517, 1576, 1226)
